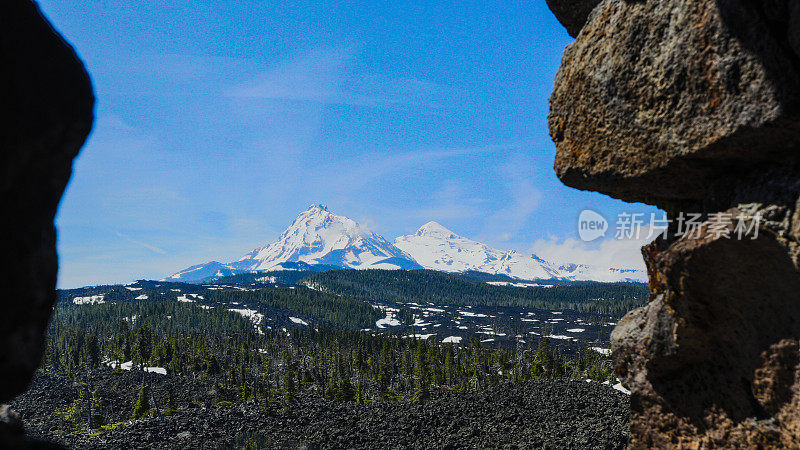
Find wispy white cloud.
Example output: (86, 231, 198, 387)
(405, 181, 484, 222)
(480, 152, 543, 244)
(115, 231, 167, 255)
(530, 225, 661, 270)
(319, 143, 516, 194)
(224, 45, 355, 102)
(224, 45, 463, 112)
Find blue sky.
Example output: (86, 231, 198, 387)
(41, 0, 659, 288)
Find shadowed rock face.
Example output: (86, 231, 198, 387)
(1, 0, 93, 405)
(544, 0, 600, 38)
(613, 201, 800, 446)
(548, 0, 800, 447)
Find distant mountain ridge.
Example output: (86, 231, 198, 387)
(394, 221, 562, 280)
(167, 204, 646, 283)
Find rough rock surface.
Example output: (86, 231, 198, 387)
(612, 201, 800, 447)
(544, 0, 600, 38)
(549, 0, 800, 208)
(0, 0, 93, 405)
(547, 0, 800, 447)
(11, 369, 631, 449)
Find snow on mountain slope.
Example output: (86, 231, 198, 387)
(395, 222, 646, 282)
(168, 206, 645, 283)
(231, 204, 421, 272)
(168, 205, 421, 282)
(166, 261, 240, 283)
(557, 263, 647, 283)
(394, 222, 562, 280)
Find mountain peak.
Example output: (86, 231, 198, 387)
(224, 204, 421, 274)
(416, 221, 456, 237)
(167, 206, 646, 283)
(306, 203, 328, 212)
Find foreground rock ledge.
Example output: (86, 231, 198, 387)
(548, 0, 800, 207)
(0, 0, 93, 404)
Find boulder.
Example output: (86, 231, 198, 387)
(544, 0, 600, 38)
(612, 196, 800, 447)
(547, 0, 800, 444)
(0, 0, 93, 404)
(548, 0, 800, 207)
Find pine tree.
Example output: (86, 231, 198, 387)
(414, 340, 430, 401)
(90, 389, 105, 428)
(132, 378, 150, 419)
(86, 333, 100, 368)
(283, 370, 297, 406)
(337, 378, 355, 402)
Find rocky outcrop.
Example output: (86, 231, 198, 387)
(549, 0, 800, 208)
(1, 0, 93, 407)
(548, 0, 800, 447)
(612, 198, 800, 446)
(544, 0, 600, 38)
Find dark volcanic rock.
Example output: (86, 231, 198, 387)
(548, 0, 800, 208)
(545, 0, 600, 38)
(12, 370, 631, 449)
(0, 0, 93, 403)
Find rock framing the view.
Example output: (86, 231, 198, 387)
(549, 0, 800, 447)
(549, 0, 800, 209)
(1, 0, 93, 425)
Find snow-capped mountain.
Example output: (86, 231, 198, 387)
(167, 204, 421, 282)
(167, 205, 646, 283)
(556, 263, 646, 283)
(233, 204, 421, 272)
(394, 221, 563, 280)
(167, 261, 239, 282)
(394, 222, 646, 283)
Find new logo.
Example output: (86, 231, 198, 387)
(578, 210, 608, 242)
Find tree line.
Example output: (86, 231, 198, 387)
(42, 299, 614, 429)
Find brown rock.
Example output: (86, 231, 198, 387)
(0, 0, 93, 403)
(612, 206, 800, 447)
(544, 0, 600, 38)
(548, 0, 800, 207)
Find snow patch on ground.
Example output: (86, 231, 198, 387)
(404, 333, 436, 340)
(289, 316, 308, 326)
(612, 382, 631, 395)
(111, 361, 167, 375)
(443, 336, 462, 344)
(228, 308, 266, 335)
(412, 318, 431, 327)
(375, 310, 401, 328)
(458, 311, 488, 318)
(590, 347, 612, 356)
(229, 308, 264, 326)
